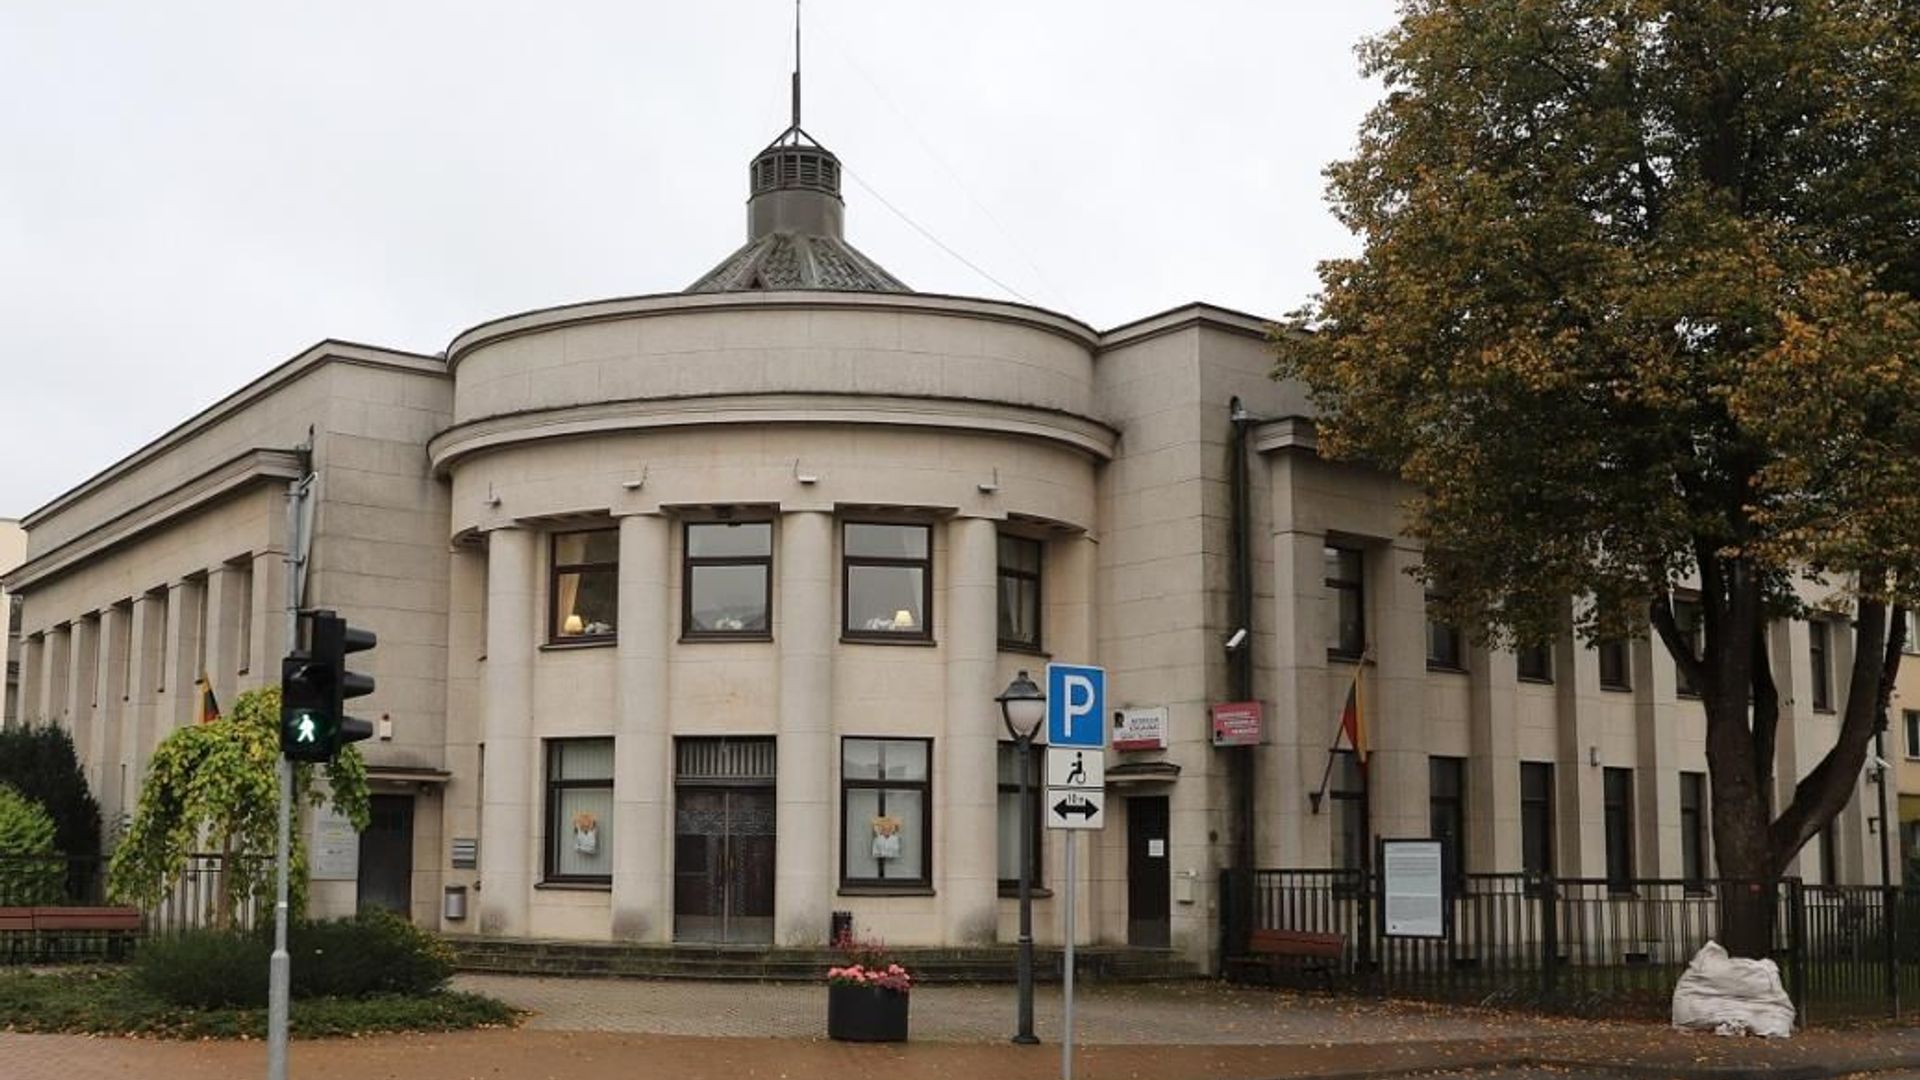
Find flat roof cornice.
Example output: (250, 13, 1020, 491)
(21, 340, 443, 529)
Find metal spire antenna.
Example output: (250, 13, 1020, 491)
(791, 0, 802, 130)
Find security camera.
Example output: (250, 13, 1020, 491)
(1225, 627, 1248, 651)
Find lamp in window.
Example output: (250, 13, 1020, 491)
(563, 613, 585, 636)
(891, 609, 917, 630)
(994, 669, 1046, 1045)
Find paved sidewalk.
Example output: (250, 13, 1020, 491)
(2, 975, 1918, 1079)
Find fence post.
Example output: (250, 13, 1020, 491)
(1787, 879, 1807, 1028)
(1539, 874, 1559, 1004)
(1884, 885, 1899, 1019)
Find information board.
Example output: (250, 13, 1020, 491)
(1379, 839, 1447, 939)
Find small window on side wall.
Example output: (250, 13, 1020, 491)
(843, 523, 932, 641)
(842, 737, 932, 888)
(546, 738, 614, 884)
(684, 522, 772, 638)
(997, 535, 1042, 652)
(551, 529, 619, 642)
(1425, 593, 1463, 671)
(1516, 643, 1554, 683)
(1324, 545, 1366, 660)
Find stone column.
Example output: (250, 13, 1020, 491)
(1272, 528, 1327, 866)
(1466, 643, 1520, 872)
(9, 633, 39, 727)
(64, 617, 97, 792)
(251, 550, 287, 681)
(776, 510, 833, 945)
(612, 512, 672, 942)
(39, 626, 68, 729)
(1369, 543, 1429, 841)
(95, 605, 129, 824)
(1555, 615, 1606, 877)
(941, 515, 999, 944)
(126, 594, 159, 796)
(204, 563, 243, 706)
(479, 527, 537, 937)
(1633, 637, 1681, 878)
(163, 579, 199, 737)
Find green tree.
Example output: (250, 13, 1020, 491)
(0, 785, 64, 904)
(1281, 0, 1920, 956)
(0, 724, 102, 867)
(108, 687, 369, 925)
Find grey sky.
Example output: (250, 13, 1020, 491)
(0, 1, 1398, 517)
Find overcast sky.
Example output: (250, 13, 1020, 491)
(0, 1, 1399, 518)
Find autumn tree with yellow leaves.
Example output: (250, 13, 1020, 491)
(1281, 0, 1920, 956)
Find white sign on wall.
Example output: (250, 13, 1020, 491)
(1380, 839, 1447, 939)
(1112, 707, 1169, 751)
(309, 804, 360, 882)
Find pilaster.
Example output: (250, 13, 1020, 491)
(479, 526, 537, 936)
(775, 510, 833, 945)
(612, 511, 672, 942)
(940, 515, 999, 944)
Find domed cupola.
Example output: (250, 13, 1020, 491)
(686, 28, 906, 294)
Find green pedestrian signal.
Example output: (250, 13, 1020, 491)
(280, 609, 377, 762)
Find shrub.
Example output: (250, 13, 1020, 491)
(0, 785, 64, 905)
(0, 725, 102, 867)
(133, 930, 269, 1008)
(287, 910, 454, 999)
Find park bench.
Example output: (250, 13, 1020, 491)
(0, 906, 143, 963)
(1235, 928, 1347, 988)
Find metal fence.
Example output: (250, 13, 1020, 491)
(0, 853, 263, 964)
(1224, 868, 1915, 1024)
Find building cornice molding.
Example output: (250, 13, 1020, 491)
(4, 449, 306, 591)
(1096, 302, 1278, 350)
(21, 340, 443, 529)
(427, 392, 1120, 473)
(445, 290, 1102, 372)
(1250, 416, 1320, 455)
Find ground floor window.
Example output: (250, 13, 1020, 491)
(1330, 750, 1366, 873)
(546, 738, 614, 883)
(1520, 761, 1554, 878)
(997, 742, 1043, 889)
(1680, 771, 1708, 890)
(1603, 767, 1634, 892)
(841, 737, 932, 887)
(1428, 756, 1465, 887)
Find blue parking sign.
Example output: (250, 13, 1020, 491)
(1046, 663, 1106, 748)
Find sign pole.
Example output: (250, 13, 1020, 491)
(268, 473, 311, 1080)
(1063, 830, 1076, 1080)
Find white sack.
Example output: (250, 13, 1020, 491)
(1671, 940, 1795, 1038)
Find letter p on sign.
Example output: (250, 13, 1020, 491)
(1046, 663, 1107, 748)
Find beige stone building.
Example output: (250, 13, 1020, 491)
(1, 519, 24, 727)
(2, 110, 1895, 969)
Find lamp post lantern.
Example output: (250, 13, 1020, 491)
(997, 669, 1046, 1046)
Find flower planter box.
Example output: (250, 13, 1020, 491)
(827, 982, 910, 1042)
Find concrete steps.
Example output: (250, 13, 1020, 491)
(445, 937, 1202, 983)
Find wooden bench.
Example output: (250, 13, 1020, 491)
(1237, 928, 1347, 988)
(0, 906, 143, 963)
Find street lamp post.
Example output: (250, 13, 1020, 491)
(997, 669, 1047, 1046)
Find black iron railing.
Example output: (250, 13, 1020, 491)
(1226, 868, 1915, 1024)
(1, 853, 264, 964)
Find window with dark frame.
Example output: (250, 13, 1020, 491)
(1330, 750, 1366, 873)
(1516, 642, 1554, 683)
(996, 742, 1043, 890)
(1819, 821, 1839, 884)
(996, 535, 1043, 652)
(1905, 710, 1920, 759)
(1809, 618, 1833, 712)
(1325, 545, 1366, 660)
(1603, 767, 1635, 893)
(1597, 636, 1632, 691)
(545, 738, 614, 884)
(843, 523, 933, 641)
(1428, 756, 1466, 888)
(1672, 597, 1704, 698)
(1680, 771, 1708, 891)
(1905, 609, 1920, 655)
(841, 737, 932, 887)
(683, 521, 773, 638)
(551, 529, 619, 642)
(1520, 761, 1555, 878)
(1425, 594, 1463, 671)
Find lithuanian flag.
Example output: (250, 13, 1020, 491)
(1338, 664, 1367, 766)
(194, 672, 221, 724)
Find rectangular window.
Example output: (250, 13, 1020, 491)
(1520, 761, 1555, 878)
(841, 737, 932, 886)
(1325, 545, 1366, 660)
(1516, 642, 1554, 683)
(1809, 619, 1833, 712)
(996, 742, 1043, 889)
(1680, 771, 1708, 890)
(545, 738, 614, 884)
(843, 523, 932, 641)
(1425, 594, 1463, 671)
(1905, 609, 1919, 655)
(1330, 750, 1366, 872)
(996, 535, 1043, 651)
(1597, 636, 1631, 691)
(683, 521, 772, 638)
(1905, 710, 1920, 760)
(1603, 767, 1634, 892)
(551, 529, 619, 642)
(1672, 597, 1704, 698)
(1428, 756, 1465, 887)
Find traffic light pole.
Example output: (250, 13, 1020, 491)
(268, 473, 312, 1080)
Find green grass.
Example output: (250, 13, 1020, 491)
(0, 968, 520, 1039)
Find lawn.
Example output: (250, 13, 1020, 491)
(0, 968, 520, 1038)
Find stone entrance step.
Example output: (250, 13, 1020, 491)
(444, 937, 1202, 983)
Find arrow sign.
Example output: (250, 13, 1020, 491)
(1046, 789, 1104, 831)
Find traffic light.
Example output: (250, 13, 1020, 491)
(280, 610, 377, 762)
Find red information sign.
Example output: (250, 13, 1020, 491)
(1210, 701, 1263, 747)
